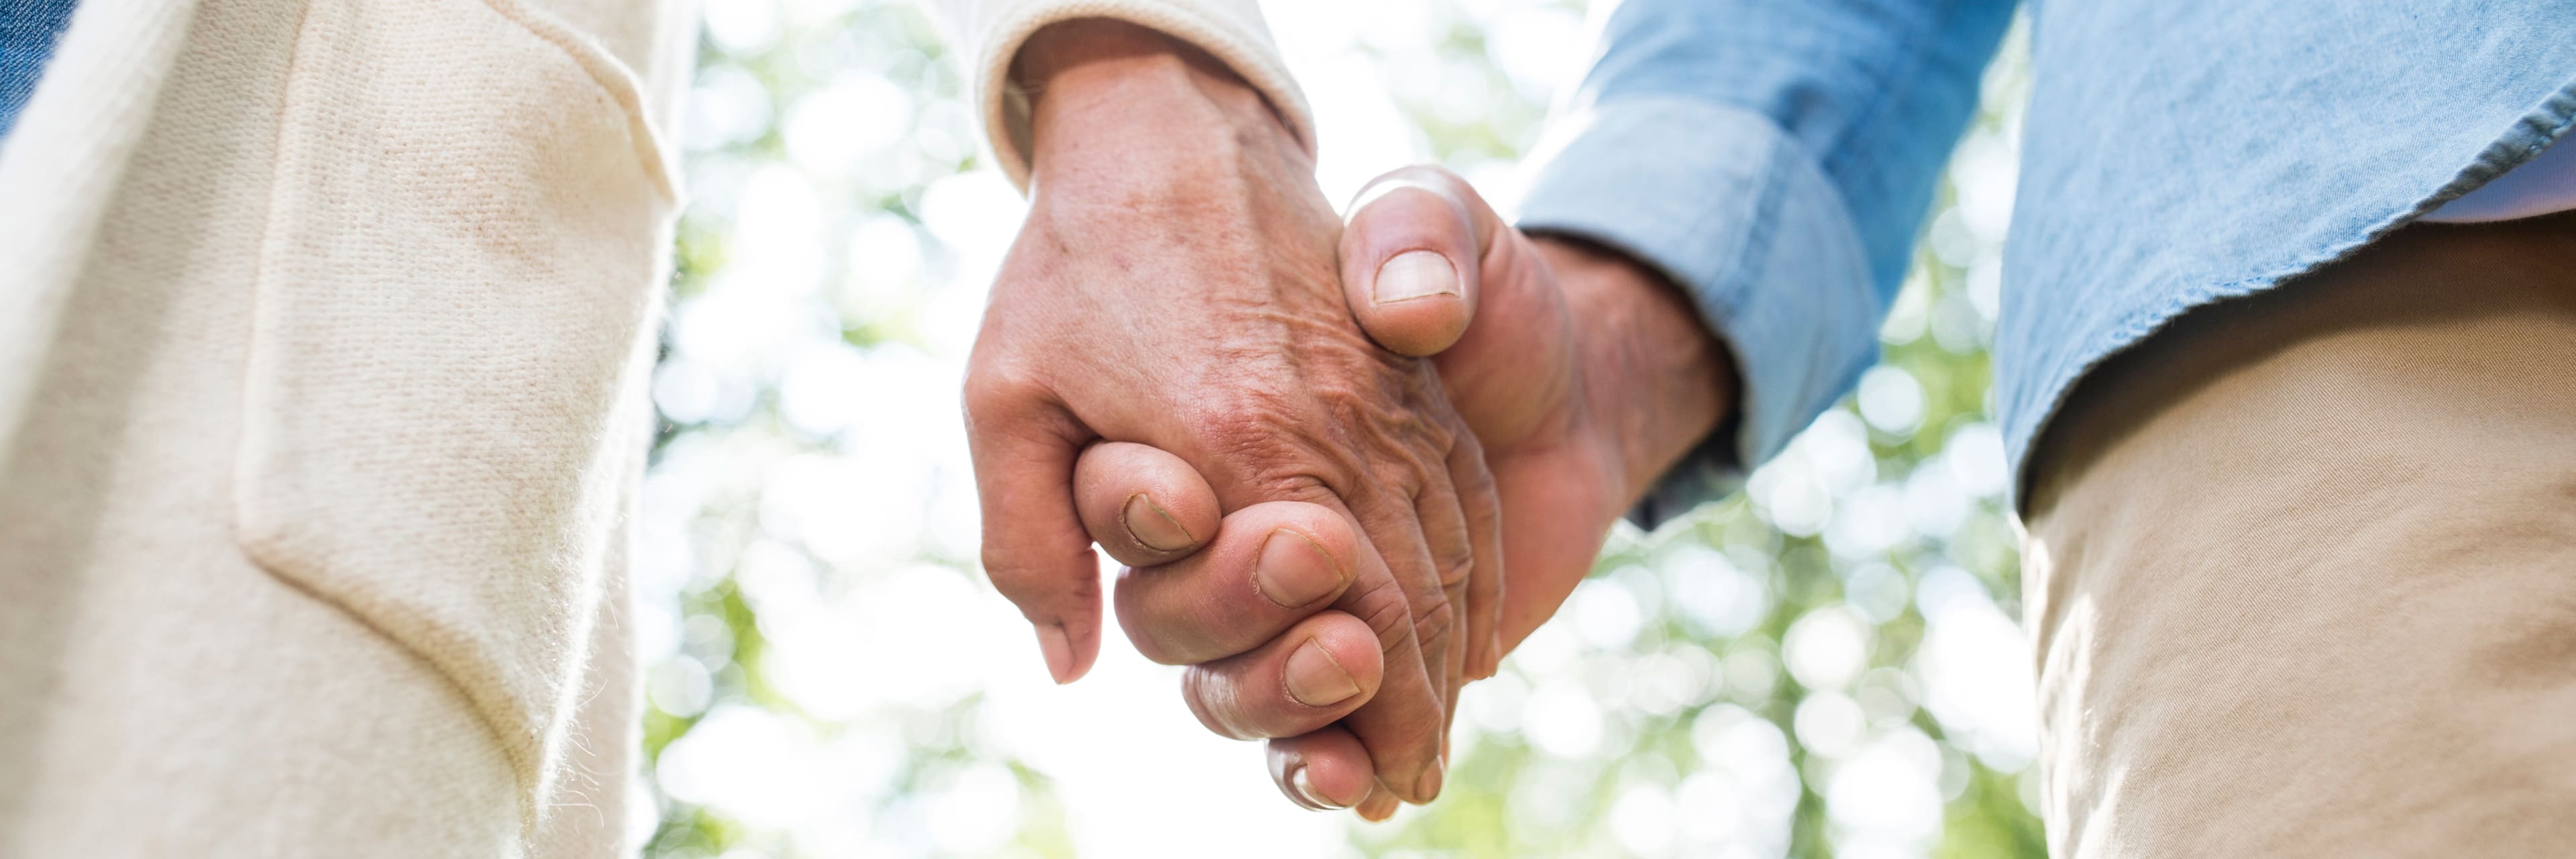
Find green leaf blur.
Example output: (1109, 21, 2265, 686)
(642, 1, 2043, 857)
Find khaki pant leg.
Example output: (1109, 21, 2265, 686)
(2021, 212, 2576, 858)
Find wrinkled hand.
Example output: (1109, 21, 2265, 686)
(1071, 164, 1739, 817)
(961, 23, 1499, 804)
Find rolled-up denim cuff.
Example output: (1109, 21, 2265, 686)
(1517, 96, 1880, 529)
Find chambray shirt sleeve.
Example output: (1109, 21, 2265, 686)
(1515, 0, 2017, 527)
(1, 0, 81, 140)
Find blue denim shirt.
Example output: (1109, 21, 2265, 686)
(1515, 0, 2576, 521)
(1, 0, 78, 139)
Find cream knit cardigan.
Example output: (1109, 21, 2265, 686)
(0, 0, 1298, 855)
(0, 0, 692, 854)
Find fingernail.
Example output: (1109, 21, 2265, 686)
(1358, 793, 1399, 822)
(1374, 250, 1459, 304)
(1255, 530, 1346, 609)
(1285, 638, 1361, 707)
(1036, 623, 1073, 685)
(1415, 758, 1444, 801)
(1120, 493, 1194, 551)
(1290, 767, 1351, 809)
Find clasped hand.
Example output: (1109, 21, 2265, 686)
(961, 19, 1731, 822)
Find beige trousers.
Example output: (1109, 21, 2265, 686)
(2022, 211, 2576, 856)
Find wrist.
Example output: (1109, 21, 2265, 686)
(1535, 236, 1739, 513)
(1015, 19, 1304, 185)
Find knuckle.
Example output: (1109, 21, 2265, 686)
(1411, 597, 1458, 658)
(960, 361, 1049, 430)
(1419, 499, 1477, 576)
(1193, 394, 1349, 503)
(1448, 442, 1498, 500)
(1438, 555, 1473, 591)
(1181, 349, 1460, 507)
(1346, 577, 1417, 648)
(979, 547, 1095, 599)
(1450, 469, 1495, 505)
(1191, 389, 1293, 455)
(1248, 468, 1341, 508)
(1311, 374, 1430, 446)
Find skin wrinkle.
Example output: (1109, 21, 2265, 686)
(1120, 514, 1377, 660)
(1218, 166, 1737, 808)
(1342, 576, 1422, 661)
(971, 19, 1485, 801)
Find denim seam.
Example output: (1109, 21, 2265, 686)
(2006, 74, 2576, 514)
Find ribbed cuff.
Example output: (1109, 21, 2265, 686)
(950, 0, 1315, 192)
(1517, 96, 1880, 529)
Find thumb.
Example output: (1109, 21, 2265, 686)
(1338, 166, 1504, 357)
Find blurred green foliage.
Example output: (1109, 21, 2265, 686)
(641, 1, 2045, 856)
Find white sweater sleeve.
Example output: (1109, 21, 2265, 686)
(917, 0, 1313, 190)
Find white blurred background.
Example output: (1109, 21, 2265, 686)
(639, 1, 2041, 856)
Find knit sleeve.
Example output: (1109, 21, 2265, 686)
(918, 0, 1313, 191)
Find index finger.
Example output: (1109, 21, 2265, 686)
(963, 368, 1107, 685)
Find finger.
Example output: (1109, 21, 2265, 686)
(1410, 462, 1478, 629)
(1073, 441, 1221, 566)
(964, 374, 1102, 685)
(1337, 487, 1454, 803)
(1338, 166, 1500, 356)
(1180, 611, 1383, 740)
(1450, 431, 1507, 680)
(1407, 456, 1477, 776)
(1269, 727, 1373, 811)
(1113, 501, 1357, 664)
(1356, 785, 1402, 823)
(1179, 484, 1452, 805)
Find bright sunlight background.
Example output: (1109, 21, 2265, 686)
(639, 1, 2043, 856)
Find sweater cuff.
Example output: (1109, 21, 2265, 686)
(944, 0, 1313, 191)
(1517, 96, 1879, 529)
